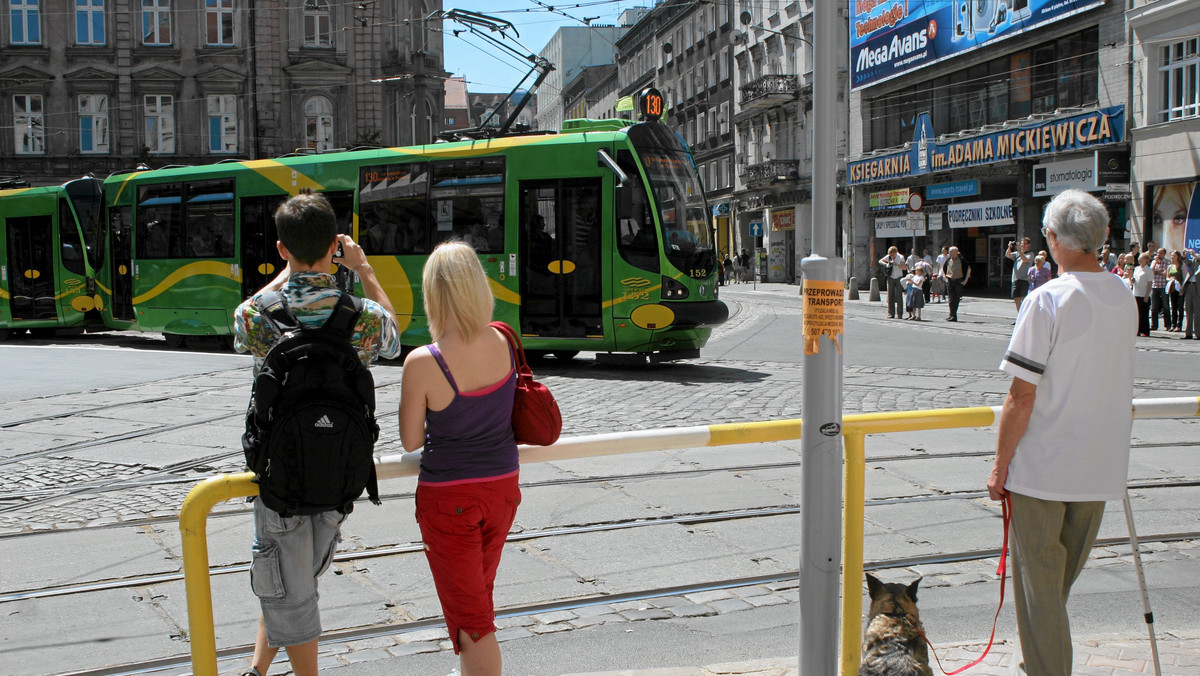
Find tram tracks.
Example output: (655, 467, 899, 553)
(50, 525, 1200, 676)
(4, 472, 1199, 604)
(2, 441, 1196, 531)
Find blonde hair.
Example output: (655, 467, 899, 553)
(422, 241, 494, 342)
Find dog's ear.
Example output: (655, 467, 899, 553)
(906, 576, 922, 602)
(866, 572, 884, 599)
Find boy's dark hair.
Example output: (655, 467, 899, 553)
(275, 192, 337, 265)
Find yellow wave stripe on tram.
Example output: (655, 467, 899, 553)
(0, 187, 34, 198)
(241, 160, 326, 194)
(0, 288, 8, 300)
(108, 171, 147, 206)
(488, 278, 521, 307)
(131, 261, 240, 305)
(367, 256, 413, 335)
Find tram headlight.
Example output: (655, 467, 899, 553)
(661, 276, 690, 300)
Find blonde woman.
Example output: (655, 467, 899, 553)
(399, 241, 520, 676)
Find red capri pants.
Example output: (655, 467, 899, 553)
(415, 474, 521, 653)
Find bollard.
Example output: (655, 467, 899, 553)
(847, 277, 859, 300)
(869, 276, 880, 301)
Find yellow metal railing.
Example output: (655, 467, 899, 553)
(179, 396, 1200, 676)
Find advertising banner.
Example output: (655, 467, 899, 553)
(1032, 155, 1097, 196)
(1152, 182, 1200, 252)
(772, 208, 796, 231)
(850, 0, 1105, 91)
(947, 199, 1015, 229)
(870, 188, 910, 210)
(875, 215, 913, 237)
(927, 180, 979, 200)
(848, 106, 1125, 186)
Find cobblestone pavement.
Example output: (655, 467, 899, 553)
(6, 291, 1196, 535)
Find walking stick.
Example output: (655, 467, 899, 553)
(1122, 489, 1162, 676)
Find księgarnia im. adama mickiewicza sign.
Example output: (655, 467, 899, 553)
(847, 106, 1125, 186)
(850, 0, 1104, 91)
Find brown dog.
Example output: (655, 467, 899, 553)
(859, 573, 932, 676)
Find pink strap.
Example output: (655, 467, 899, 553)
(923, 494, 1010, 675)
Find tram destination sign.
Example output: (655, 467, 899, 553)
(850, 0, 1104, 91)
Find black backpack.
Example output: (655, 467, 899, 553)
(241, 291, 381, 517)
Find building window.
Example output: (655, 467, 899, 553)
(144, 94, 175, 153)
(1159, 37, 1200, 122)
(79, 94, 109, 153)
(141, 0, 171, 45)
(207, 94, 237, 153)
(13, 94, 44, 154)
(303, 0, 332, 47)
(205, 0, 234, 46)
(10, 0, 40, 44)
(304, 95, 334, 150)
(75, 0, 104, 45)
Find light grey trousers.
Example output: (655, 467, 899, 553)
(1009, 492, 1105, 676)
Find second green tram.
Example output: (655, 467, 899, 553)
(1, 177, 105, 339)
(100, 114, 728, 358)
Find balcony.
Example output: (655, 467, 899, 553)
(739, 74, 799, 112)
(744, 159, 801, 187)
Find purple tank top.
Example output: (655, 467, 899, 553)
(419, 344, 519, 485)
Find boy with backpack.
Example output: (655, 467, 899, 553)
(233, 192, 399, 676)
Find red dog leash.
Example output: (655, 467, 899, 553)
(921, 494, 1011, 675)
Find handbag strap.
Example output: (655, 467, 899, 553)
(489, 321, 529, 374)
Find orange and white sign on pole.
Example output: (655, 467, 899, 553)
(802, 279, 844, 356)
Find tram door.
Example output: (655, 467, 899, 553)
(5, 215, 57, 320)
(518, 179, 603, 338)
(240, 195, 282, 298)
(109, 206, 134, 321)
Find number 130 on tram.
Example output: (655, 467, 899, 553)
(99, 86, 728, 360)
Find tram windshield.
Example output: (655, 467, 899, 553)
(628, 123, 714, 278)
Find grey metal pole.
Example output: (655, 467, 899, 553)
(798, 0, 845, 673)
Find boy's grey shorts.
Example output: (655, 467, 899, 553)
(250, 499, 347, 647)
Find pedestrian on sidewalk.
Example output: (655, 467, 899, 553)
(1007, 237, 1034, 311)
(1132, 252, 1153, 337)
(1150, 247, 1168, 331)
(944, 246, 971, 321)
(878, 246, 907, 319)
(234, 193, 400, 676)
(988, 189, 1136, 676)
(1184, 249, 1199, 339)
(399, 242, 522, 676)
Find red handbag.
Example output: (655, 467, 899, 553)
(490, 321, 562, 446)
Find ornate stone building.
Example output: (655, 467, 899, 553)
(0, 0, 446, 184)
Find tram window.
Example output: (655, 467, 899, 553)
(430, 158, 505, 253)
(359, 163, 430, 255)
(615, 150, 659, 273)
(137, 183, 182, 258)
(185, 180, 235, 258)
(58, 198, 87, 276)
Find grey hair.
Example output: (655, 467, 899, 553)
(1043, 189, 1109, 252)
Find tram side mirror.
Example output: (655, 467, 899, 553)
(597, 149, 627, 189)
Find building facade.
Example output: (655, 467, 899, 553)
(534, 24, 632, 134)
(1127, 0, 1200, 255)
(1, 0, 446, 184)
(616, 0, 739, 261)
(730, 0, 847, 283)
(846, 0, 1129, 290)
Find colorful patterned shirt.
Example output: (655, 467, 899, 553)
(233, 271, 400, 372)
(1151, 257, 1168, 289)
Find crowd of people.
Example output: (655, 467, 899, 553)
(876, 237, 1198, 338)
(719, 249, 754, 284)
(875, 244, 970, 321)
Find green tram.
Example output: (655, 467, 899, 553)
(0, 177, 105, 340)
(100, 105, 728, 359)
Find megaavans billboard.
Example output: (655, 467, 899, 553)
(850, 0, 1104, 91)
